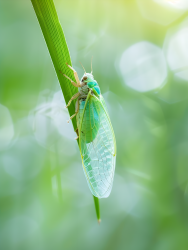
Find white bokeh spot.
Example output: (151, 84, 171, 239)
(119, 41, 167, 92)
(29, 90, 76, 154)
(154, 0, 188, 10)
(137, 0, 186, 26)
(165, 24, 188, 81)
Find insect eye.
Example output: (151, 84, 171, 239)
(82, 76, 87, 81)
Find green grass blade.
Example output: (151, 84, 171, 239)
(30, 0, 100, 222)
(31, 0, 76, 129)
(93, 196, 101, 224)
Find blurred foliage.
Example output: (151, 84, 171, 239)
(1, 0, 188, 250)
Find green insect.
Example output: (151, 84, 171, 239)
(62, 62, 116, 198)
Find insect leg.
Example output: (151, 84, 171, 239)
(67, 98, 80, 124)
(67, 113, 76, 123)
(66, 92, 80, 108)
(59, 70, 80, 88)
(66, 63, 80, 86)
(75, 128, 79, 140)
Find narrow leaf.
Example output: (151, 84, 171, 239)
(30, 0, 100, 222)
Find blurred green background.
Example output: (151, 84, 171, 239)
(1, 0, 188, 249)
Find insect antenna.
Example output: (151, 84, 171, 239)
(79, 61, 86, 74)
(91, 56, 93, 74)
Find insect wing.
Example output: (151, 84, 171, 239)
(78, 95, 116, 198)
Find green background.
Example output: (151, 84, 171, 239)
(1, 1, 188, 250)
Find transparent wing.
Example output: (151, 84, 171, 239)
(78, 94, 116, 198)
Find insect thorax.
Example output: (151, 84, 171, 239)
(78, 84, 89, 96)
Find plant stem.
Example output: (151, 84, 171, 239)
(30, 0, 100, 222)
(93, 196, 101, 224)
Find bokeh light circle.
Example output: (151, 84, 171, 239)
(29, 90, 76, 154)
(119, 41, 167, 92)
(165, 26, 188, 81)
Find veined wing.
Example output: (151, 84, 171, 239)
(78, 93, 116, 198)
